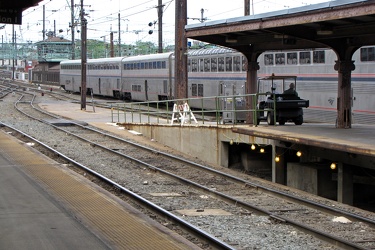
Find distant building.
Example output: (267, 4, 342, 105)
(32, 36, 72, 85)
(35, 36, 72, 63)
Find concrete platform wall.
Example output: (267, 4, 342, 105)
(121, 123, 270, 167)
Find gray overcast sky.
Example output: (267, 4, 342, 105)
(3, 0, 328, 45)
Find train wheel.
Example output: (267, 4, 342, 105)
(267, 112, 275, 125)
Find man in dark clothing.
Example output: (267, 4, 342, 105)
(283, 82, 298, 97)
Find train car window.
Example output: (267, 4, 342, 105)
(199, 58, 204, 72)
(198, 84, 203, 97)
(192, 59, 198, 72)
(162, 61, 166, 69)
(140, 63, 145, 69)
(360, 47, 375, 61)
(192, 84, 197, 96)
(149, 62, 153, 69)
(157, 61, 162, 69)
(153, 62, 157, 69)
(287, 52, 297, 65)
(242, 56, 247, 71)
(211, 58, 217, 72)
(313, 51, 325, 63)
(299, 51, 311, 64)
(145, 62, 149, 69)
(218, 57, 225, 72)
(226, 57, 232, 71)
(275, 53, 285, 65)
(264, 54, 274, 65)
(132, 85, 141, 92)
(204, 58, 210, 72)
(233, 56, 241, 72)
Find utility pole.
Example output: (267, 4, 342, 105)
(12, 25, 15, 80)
(118, 13, 121, 56)
(157, 0, 164, 53)
(71, 0, 75, 59)
(175, 0, 187, 99)
(43, 5, 46, 41)
(80, 0, 87, 110)
(110, 32, 114, 57)
(244, 0, 250, 15)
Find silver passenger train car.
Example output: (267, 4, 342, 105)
(60, 46, 375, 124)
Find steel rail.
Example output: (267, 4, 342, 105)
(26, 94, 375, 227)
(0, 122, 235, 250)
(9, 92, 375, 249)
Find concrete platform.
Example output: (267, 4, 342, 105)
(0, 131, 199, 250)
(232, 123, 375, 157)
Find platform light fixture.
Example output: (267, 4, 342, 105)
(251, 144, 256, 150)
(296, 151, 302, 157)
(330, 162, 337, 170)
(275, 156, 280, 162)
(260, 148, 265, 153)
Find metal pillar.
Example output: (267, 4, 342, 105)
(272, 145, 286, 184)
(337, 163, 353, 205)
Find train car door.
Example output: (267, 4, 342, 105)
(98, 78, 101, 94)
(221, 82, 246, 123)
(144, 80, 148, 101)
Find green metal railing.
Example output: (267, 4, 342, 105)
(110, 93, 276, 125)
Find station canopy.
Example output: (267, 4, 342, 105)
(185, 0, 375, 53)
(1, 0, 43, 10)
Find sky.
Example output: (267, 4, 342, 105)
(2, 0, 330, 46)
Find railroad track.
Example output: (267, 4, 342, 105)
(1, 87, 375, 249)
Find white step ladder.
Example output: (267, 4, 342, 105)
(171, 102, 198, 125)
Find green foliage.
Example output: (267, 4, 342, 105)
(75, 39, 160, 58)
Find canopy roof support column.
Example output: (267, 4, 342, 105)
(334, 59, 355, 128)
(245, 60, 259, 125)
